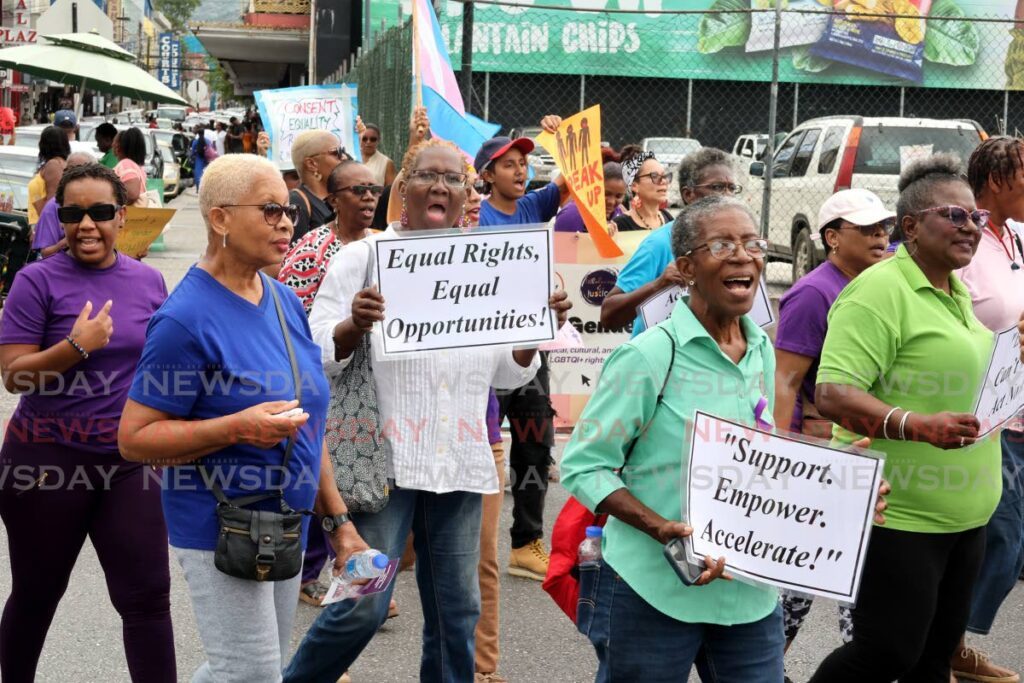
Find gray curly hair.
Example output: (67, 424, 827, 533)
(671, 195, 756, 259)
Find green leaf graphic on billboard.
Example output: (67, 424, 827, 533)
(698, 0, 752, 54)
(924, 0, 979, 66)
(792, 46, 832, 73)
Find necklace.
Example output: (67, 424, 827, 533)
(634, 207, 662, 230)
(987, 224, 1020, 271)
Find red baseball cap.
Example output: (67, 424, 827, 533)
(474, 136, 535, 174)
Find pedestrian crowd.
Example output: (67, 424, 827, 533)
(0, 104, 1023, 683)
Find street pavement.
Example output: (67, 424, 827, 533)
(0, 190, 1021, 682)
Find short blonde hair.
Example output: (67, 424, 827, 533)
(291, 130, 340, 175)
(199, 154, 281, 228)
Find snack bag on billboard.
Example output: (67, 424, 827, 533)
(746, 0, 831, 53)
(810, 0, 931, 83)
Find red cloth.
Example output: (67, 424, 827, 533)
(542, 496, 606, 623)
(0, 107, 16, 134)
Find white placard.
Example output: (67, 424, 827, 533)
(254, 84, 360, 169)
(374, 228, 555, 355)
(686, 412, 883, 602)
(637, 279, 774, 331)
(973, 324, 1024, 438)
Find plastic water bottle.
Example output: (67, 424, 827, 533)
(578, 526, 603, 567)
(341, 549, 389, 581)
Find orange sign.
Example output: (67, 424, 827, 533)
(537, 105, 622, 258)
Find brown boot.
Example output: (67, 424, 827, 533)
(951, 645, 1020, 683)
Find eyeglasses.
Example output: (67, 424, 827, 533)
(636, 171, 673, 185)
(917, 205, 990, 229)
(685, 238, 768, 260)
(219, 202, 299, 226)
(57, 203, 121, 223)
(839, 219, 896, 237)
(314, 147, 349, 161)
(408, 170, 468, 189)
(470, 180, 487, 195)
(332, 184, 385, 198)
(361, 136, 379, 143)
(692, 182, 743, 196)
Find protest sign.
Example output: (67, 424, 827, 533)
(973, 324, 1024, 437)
(549, 230, 649, 426)
(116, 207, 176, 258)
(686, 411, 883, 602)
(638, 280, 775, 331)
(374, 227, 555, 355)
(537, 105, 622, 259)
(254, 84, 359, 169)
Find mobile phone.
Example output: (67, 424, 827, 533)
(274, 407, 304, 418)
(663, 537, 705, 587)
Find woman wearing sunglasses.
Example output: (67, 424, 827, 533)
(358, 122, 397, 187)
(0, 163, 174, 682)
(772, 189, 894, 670)
(810, 154, 1002, 681)
(288, 130, 349, 247)
(612, 149, 674, 232)
(118, 154, 369, 682)
(289, 138, 570, 682)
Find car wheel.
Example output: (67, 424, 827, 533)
(791, 226, 817, 282)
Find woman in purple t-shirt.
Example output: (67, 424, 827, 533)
(0, 163, 173, 681)
(772, 188, 894, 663)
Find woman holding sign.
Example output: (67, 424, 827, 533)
(810, 154, 1001, 682)
(0, 163, 173, 682)
(561, 195, 787, 681)
(288, 139, 571, 683)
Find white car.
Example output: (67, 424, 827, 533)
(13, 125, 102, 157)
(744, 116, 986, 282)
(158, 142, 182, 201)
(0, 147, 41, 211)
(733, 134, 769, 160)
(641, 137, 701, 169)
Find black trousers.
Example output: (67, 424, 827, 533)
(498, 352, 554, 549)
(809, 525, 986, 683)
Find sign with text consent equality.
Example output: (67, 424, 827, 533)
(374, 227, 555, 355)
(687, 412, 884, 602)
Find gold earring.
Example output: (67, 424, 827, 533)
(688, 280, 695, 286)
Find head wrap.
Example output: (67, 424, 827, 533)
(622, 151, 656, 187)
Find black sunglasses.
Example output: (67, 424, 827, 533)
(315, 147, 349, 161)
(471, 181, 487, 195)
(57, 203, 121, 223)
(361, 136, 379, 143)
(332, 184, 385, 198)
(839, 219, 897, 237)
(219, 202, 299, 226)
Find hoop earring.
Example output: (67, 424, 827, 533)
(313, 170, 323, 182)
(688, 280, 695, 286)
(906, 240, 919, 257)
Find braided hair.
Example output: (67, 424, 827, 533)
(967, 136, 1024, 198)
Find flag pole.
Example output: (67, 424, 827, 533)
(411, 1, 424, 109)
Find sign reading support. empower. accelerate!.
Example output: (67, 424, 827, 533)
(373, 227, 556, 355)
(687, 412, 884, 602)
(254, 84, 360, 170)
(973, 323, 1024, 437)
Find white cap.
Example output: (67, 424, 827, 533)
(817, 189, 895, 231)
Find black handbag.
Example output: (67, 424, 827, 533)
(198, 278, 309, 582)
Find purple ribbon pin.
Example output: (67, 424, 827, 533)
(754, 396, 772, 431)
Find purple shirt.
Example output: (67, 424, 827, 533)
(553, 201, 622, 233)
(774, 260, 850, 432)
(486, 390, 501, 445)
(30, 198, 63, 251)
(0, 251, 168, 451)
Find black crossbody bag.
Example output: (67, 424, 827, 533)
(198, 279, 309, 582)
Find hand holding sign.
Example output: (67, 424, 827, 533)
(352, 286, 385, 332)
(974, 323, 1024, 436)
(549, 289, 572, 328)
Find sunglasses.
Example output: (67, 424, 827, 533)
(636, 171, 673, 185)
(332, 184, 385, 198)
(361, 136, 379, 143)
(839, 219, 896, 237)
(315, 147, 349, 161)
(57, 203, 121, 223)
(685, 238, 768, 260)
(408, 170, 468, 189)
(916, 205, 990, 229)
(470, 180, 487, 195)
(692, 182, 743, 196)
(219, 202, 299, 226)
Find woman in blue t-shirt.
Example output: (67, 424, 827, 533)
(119, 154, 370, 682)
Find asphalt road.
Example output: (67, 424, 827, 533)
(0, 191, 1021, 682)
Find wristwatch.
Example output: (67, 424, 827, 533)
(321, 513, 352, 533)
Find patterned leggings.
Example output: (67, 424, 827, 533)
(781, 590, 853, 644)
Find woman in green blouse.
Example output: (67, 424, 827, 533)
(562, 196, 784, 681)
(810, 154, 1001, 681)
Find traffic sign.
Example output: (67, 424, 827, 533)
(186, 79, 209, 105)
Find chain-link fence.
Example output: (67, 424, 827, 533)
(337, 1, 1023, 284)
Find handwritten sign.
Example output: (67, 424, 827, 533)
(116, 207, 176, 258)
(638, 279, 775, 331)
(374, 227, 555, 355)
(254, 84, 360, 169)
(537, 105, 621, 259)
(687, 412, 883, 602)
(974, 324, 1024, 437)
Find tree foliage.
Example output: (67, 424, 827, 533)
(153, 0, 202, 32)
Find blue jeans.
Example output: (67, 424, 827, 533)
(968, 429, 1024, 634)
(282, 488, 482, 683)
(578, 561, 784, 683)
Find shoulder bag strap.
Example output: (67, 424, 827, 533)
(623, 326, 676, 464)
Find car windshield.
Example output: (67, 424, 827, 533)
(0, 154, 39, 175)
(645, 138, 700, 157)
(157, 107, 187, 122)
(159, 146, 175, 162)
(853, 126, 981, 175)
(0, 174, 30, 210)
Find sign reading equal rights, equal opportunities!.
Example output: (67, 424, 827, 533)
(254, 84, 360, 169)
(974, 323, 1024, 437)
(687, 412, 884, 602)
(373, 227, 556, 355)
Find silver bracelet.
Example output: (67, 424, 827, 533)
(882, 406, 900, 440)
(899, 410, 913, 441)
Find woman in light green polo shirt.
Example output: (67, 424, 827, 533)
(810, 154, 1001, 682)
(561, 196, 785, 681)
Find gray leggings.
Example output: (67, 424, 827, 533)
(175, 548, 301, 683)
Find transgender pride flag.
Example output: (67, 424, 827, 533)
(412, 0, 500, 160)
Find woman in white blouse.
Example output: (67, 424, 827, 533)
(285, 139, 570, 682)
